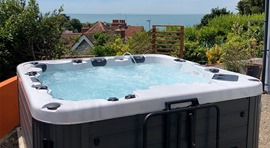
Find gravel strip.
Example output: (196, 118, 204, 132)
(0, 129, 18, 148)
(259, 94, 270, 148)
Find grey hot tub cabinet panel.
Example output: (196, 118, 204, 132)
(23, 96, 261, 148)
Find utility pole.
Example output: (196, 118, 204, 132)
(146, 19, 151, 31)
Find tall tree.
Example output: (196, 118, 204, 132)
(70, 18, 82, 32)
(199, 7, 231, 27)
(237, 0, 265, 14)
(0, 0, 67, 81)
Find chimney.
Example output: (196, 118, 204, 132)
(81, 25, 91, 33)
(115, 25, 125, 39)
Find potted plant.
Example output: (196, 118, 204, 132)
(245, 61, 262, 79)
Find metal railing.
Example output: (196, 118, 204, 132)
(143, 98, 220, 148)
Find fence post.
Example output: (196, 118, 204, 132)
(152, 25, 156, 53)
(180, 26, 184, 58)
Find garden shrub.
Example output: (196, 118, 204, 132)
(184, 41, 207, 64)
(109, 38, 130, 56)
(91, 32, 131, 57)
(197, 26, 220, 48)
(182, 13, 264, 68)
(205, 44, 223, 64)
(207, 14, 264, 34)
(91, 45, 116, 57)
(184, 27, 197, 42)
(222, 34, 249, 73)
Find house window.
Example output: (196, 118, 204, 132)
(76, 40, 92, 51)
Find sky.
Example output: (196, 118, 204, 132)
(36, 0, 240, 14)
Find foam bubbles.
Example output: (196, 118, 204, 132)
(38, 63, 208, 101)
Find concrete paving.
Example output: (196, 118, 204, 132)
(259, 94, 270, 148)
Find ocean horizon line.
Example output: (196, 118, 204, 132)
(66, 13, 206, 16)
(67, 14, 204, 30)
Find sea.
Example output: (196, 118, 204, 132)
(68, 14, 204, 30)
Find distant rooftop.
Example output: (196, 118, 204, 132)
(85, 21, 112, 34)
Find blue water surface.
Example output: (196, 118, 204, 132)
(38, 63, 208, 101)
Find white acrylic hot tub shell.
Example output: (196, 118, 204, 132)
(17, 54, 262, 125)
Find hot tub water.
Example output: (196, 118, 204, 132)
(38, 63, 208, 101)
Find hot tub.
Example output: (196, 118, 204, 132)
(17, 54, 262, 148)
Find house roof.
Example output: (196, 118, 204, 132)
(61, 22, 144, 50)
(61, 32, 82, 47)
(85, 21, 111, 34)
(125, 26, 144, 38)
(61, 31, 94, 49)
(71, 35, 94, 50)
(81, 25, 91, 33)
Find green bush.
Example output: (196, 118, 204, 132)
(183, 41, 207, 64)
(182, 13, 264, 67)
(223, 34, 249, 72)
(184, 27, 197, 42)
(91, 33, 131, 57)
(91, 45, 116, 57)
(207, 14, 264, 34)
(0, 0, 66, 81)
(199, 7, 232, 27)
(91, 32, 117, 56)
(206, 44, 223, 64)
(197, 26, 220, 47)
